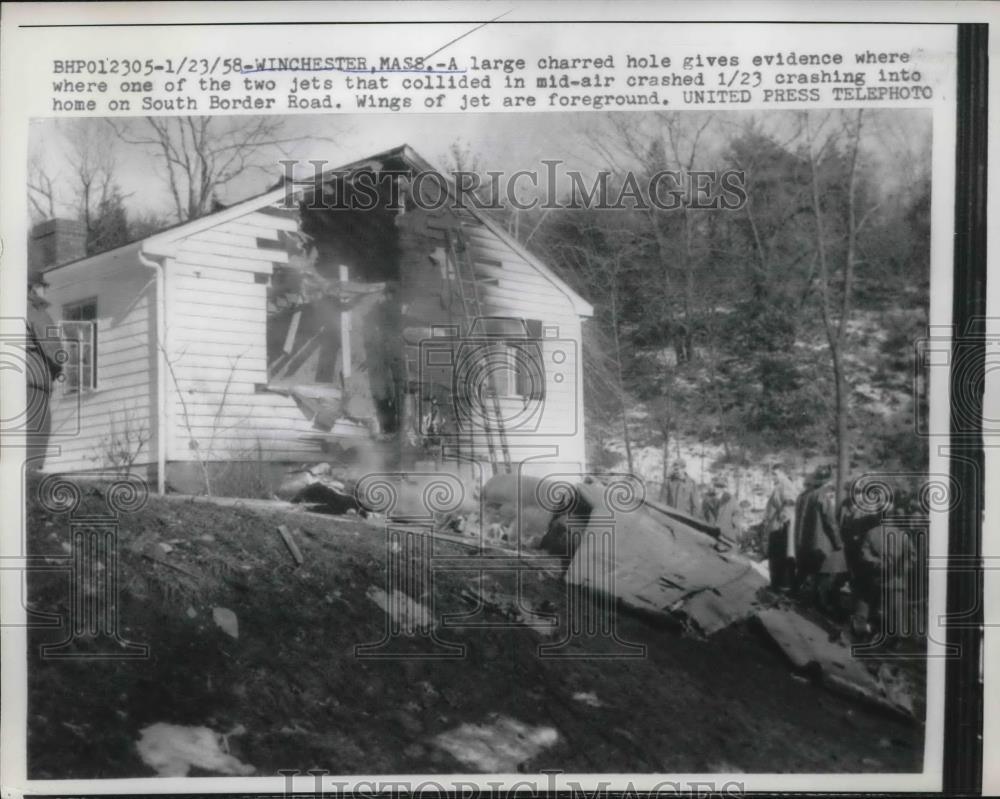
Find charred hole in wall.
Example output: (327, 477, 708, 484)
(265, 169, 406, 437)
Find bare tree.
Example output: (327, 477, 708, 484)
(27, 154, 58, 222)
(28, 119, 127, 251)
(66, 119, 119, 235)
(586, 112, 721, 359)
(101, 407, 152, 477)
(805, 109, 880, 503)
(107, 116, 336, 222)
(652, 111, 716, 363)
(580, 113, 725, 483)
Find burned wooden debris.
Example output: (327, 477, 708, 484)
(275, 524, 305, 566)
(276, 463, 362, 514)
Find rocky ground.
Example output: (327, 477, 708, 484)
(26, 482, 924, 778)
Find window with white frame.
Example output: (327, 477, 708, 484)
(60, 299, 98, 393)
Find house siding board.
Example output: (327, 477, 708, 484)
(178, 238, 289, 264)
(164, 215, 323, 464)
(169, 367, 267, 386)
(175, 303, 265, 325)
(170, 314, 265, 335)
(172, 264, 258, 284)
(98, 340, 149, 363)
(173, 252, 283, 274)
(188, 230, 259, 248)
(43, 260, 158, 473)
(168, 355, 269, 373)
(171, 399, 310, 418)
(173, 275, 264, 295)
(169, 328, 270, 348)
(173, 288, 267, 311)
(217, 221, 282, 241)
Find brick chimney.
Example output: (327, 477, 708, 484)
(29, 218, 88, 271)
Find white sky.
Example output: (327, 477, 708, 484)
(28, 109, 931, 222)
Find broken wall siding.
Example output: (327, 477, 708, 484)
(43, 253, 159, 473)
(164, 206, 329, 463)
(398, 206, 586, 472)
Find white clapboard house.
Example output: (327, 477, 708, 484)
(32, 145, 592, 493)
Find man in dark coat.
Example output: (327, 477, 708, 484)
(715, 485, 743, 542)
(661, 459, 702, 519)
(26, 273, 62, 469)
(793, 465, 847, 614)
(841, 486, 919, 640)
(701, 482, 721, 524)
(704, 478, 741, 540)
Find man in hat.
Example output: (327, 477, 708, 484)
(701, 481, 721, 524)
(794, 464, 848, 615)
(661, 459, 702, 520)
(703, 476, 736, 531)
(26, 272, 63, 469)
(714, 480, 743, 542)
(764, 463, 798, 591)
(841, 482, 919, 641)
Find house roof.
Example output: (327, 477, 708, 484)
(45, 144, 593, 318)
(40, 240, 145, 278)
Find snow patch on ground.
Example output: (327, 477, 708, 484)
(367, 586, 433, 635)
(136, 722, 254, 777)
(432, 715, 560, 772)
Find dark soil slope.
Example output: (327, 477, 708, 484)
(25, 485, 923, 778)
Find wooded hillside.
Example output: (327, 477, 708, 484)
(525, 110, 930, 502)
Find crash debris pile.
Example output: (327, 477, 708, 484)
(275, 464, 550, 547)
(437, 473, 555, 548)
(273, 466, 919, 723)
(276, 462, 362, 514)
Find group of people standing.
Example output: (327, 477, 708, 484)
(660, 457, 918, 641)
(763, 462, 919, 640)
(659, 459, 747, 541)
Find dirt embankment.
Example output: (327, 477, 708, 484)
(26, 486, 923, 778)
